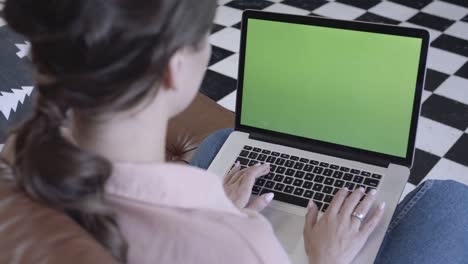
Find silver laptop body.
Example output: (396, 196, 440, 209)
(209, 10, 429, 264)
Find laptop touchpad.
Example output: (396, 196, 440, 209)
(262, 206, 305, 253)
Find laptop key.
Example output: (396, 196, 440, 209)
(294, 162, 304, 170)
(274, 175, 284, 182)
(244, 145, 252, 150)
(266, 156, 276, 163)
(312, 184, 323, 192)
(284, 185, 294, 194)
(330, 164, 340, 170)
(313, 167, 324, 174)
(322, 203, 329, 212)
(283, 177, 293, 184)
(332, 188, 339, 195)
(293, 179, 304, 187)
(260, 189, 309, 207)
(281, 154, 290, 159)
(300, 158, 309, 163)
(270, 164, 277, 172)
(248, 160, 257, 167)
(364, 178, 380, 187)
(353, 176, 364, 184)
(295, 171, 305, 178)
(309, 160, 319, 165)
(323, 169, 333, 176)
(275, 167, 286, 174)
(314, 175, 324, 183)
(320, 162, 329, 168)
(343, 173, 353, 181)
(261, 150, 271, 154)
(351, 169, 360, 174)
(274, 183, 285, 191)
(313, 192, 324, 201)
(304, 165, 314, 172)
(303, 181, 313, 189)
(294, 188, 304, 196)
(258, 154, 267, 162)
(272, 152, 280, 157)
(304, 190, 314, 198)
(344, 182, 355, 190)
(286, 169, 295, 176)
(253, 147, 262, 152)
(275, 158, 286, 165)
(305, 173, 314, 181)
(324, 195, 333, 203)
(236, 157, 249, 165)
(291, 156, 299, 161)
(285, 160, 295, 168)
(265, 181, 275, 189)
(340, 167, 350, 172)
(248, 152, 258, 159)
(252, 186, 261, 194)
(239, 150, 249, 157)
(323, 186, 333, 194)
(333, 171, 344, 179)
(265, 172, 274, 180)
(334, 180, 344, 188)
(255, 178, 266, 186)
(361, 171, 371, 177)
(372, 173, 383, 179)
(324, 178, 334, 185)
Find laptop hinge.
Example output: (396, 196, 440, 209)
(249, 133, 390, 168)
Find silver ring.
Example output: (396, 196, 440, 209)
(352, 211, 365, 222)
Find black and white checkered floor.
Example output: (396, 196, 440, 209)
(1, 0, 468, 197)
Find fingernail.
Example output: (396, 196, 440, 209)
(379, 202, 386, 210)
(307, 199, 315, 208)
(254, 162, 261, 166)
(359, 187, 365, 193)
(343, 187, 349, 192)
(370, 189, 377, 195)
(235, 161, 240, 167)
(265, 193, 274, 202)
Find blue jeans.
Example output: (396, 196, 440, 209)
(190, 128, 468, 264)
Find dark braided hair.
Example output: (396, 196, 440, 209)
(3, 0, 216, 262)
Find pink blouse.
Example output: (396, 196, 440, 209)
(105, 162, 292, 264)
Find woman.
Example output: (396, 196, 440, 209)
(2, 0, 467, 263)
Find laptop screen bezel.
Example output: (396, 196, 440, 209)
(234, 10, 429, 168)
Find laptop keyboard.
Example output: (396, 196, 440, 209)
(234, 145, 382, 212)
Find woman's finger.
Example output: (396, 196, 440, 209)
(239, 172, 259, 194)
(303, 200, 318, 255)
(224, 161, 241, 184)
(246, 193, 274, 211)
(232, 162, 269, 185)
(327, 187, 349, 216)
(350, 188, 378, 229)
(304, 200, 319, 236)
(339, 187, 366, 218)
(359, 202, 386, 239)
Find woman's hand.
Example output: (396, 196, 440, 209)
(304, 187, 386, 264)
(223, 162, 274, 211)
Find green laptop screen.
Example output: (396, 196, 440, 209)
(240, 18, 422, 158)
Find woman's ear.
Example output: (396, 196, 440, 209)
(161, 49, 183, 90)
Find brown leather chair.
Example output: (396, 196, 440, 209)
(0, 93, 234, 264)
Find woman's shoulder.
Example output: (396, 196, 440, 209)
(113, 202, 291, 264)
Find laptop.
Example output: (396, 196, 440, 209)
(208, 10, 429, 264)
